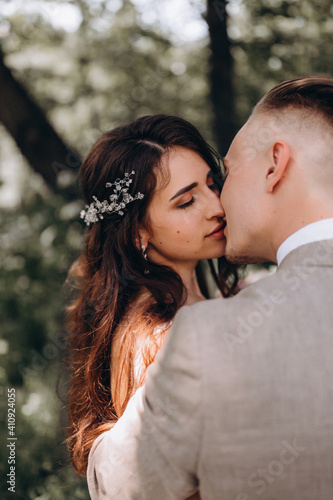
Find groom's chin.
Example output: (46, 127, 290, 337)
(225, 250, 269, 266)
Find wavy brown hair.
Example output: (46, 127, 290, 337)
(66, 115, 239, 475)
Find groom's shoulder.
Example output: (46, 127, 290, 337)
(186, 241, 333, 327)
(168, 272, 284, 369)
(170, 240, 333, 344)
(186, 268, 281, 323)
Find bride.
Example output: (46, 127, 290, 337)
(66, 114, 239, 498)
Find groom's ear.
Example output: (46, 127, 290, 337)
(265, 141, 290, 193)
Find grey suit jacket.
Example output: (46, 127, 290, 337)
(87, 240, 333, 500)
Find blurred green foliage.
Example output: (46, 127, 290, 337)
(0, 0, 332, 498)
(229, 0, 333, 122)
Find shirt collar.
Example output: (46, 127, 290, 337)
(276, 218, 333, 266)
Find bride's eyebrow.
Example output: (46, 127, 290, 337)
(169, 182, 198, 201)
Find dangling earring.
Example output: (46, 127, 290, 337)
(141, 245, 150, 274)
(141, 244, 148, 260)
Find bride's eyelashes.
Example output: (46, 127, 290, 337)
(178, 197, 196, 209)
(176, 174, 221, 209)
(177, 181, 220, 209)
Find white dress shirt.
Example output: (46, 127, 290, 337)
(276, 218, 333, 266)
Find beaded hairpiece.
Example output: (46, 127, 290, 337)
(80, 171, 144, 226)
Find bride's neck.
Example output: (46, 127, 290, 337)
(172, 263, 205, 306)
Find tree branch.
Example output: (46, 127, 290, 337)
(205, 0, 237, 156)
(0, 49, 81, 193)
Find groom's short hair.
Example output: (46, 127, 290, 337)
(255, 76, 333, 129)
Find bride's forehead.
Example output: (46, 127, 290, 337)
(162, 148, 210, 175)
(162, 165, 209, 192)
(151, 155, 209, 201)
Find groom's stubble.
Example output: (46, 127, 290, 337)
(225, 249, 269, 266)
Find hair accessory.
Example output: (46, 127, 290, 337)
(80, 171, 144, 226)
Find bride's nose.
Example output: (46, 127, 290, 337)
(206, 188, 224, 219)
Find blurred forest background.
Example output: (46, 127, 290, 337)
(0, 0, 332, 498)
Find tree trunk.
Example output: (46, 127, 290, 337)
(0, 50, 81, 193)
(205, 0, 236, 156)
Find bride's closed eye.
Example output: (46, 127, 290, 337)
(178, 197, 196, 209)
(176, 172, 220, 209)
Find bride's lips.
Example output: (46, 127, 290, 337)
(206, 222, 225, 239)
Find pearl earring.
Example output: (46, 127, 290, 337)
(141, 244, 150, 274)
(141, 245, 148, 260)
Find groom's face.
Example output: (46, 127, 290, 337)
(220, 118, 271, 264)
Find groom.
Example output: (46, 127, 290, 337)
(88, 76, 333, 499)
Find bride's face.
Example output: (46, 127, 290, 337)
(143, 146, 226, 267)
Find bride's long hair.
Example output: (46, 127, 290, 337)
(66, 115, 239, 475)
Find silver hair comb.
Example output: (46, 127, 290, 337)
(80, 170, 144, 226)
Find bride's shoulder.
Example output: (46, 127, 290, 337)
(153, 319, 173, 337)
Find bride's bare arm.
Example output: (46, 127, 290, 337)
(88, 306, 202, 499)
